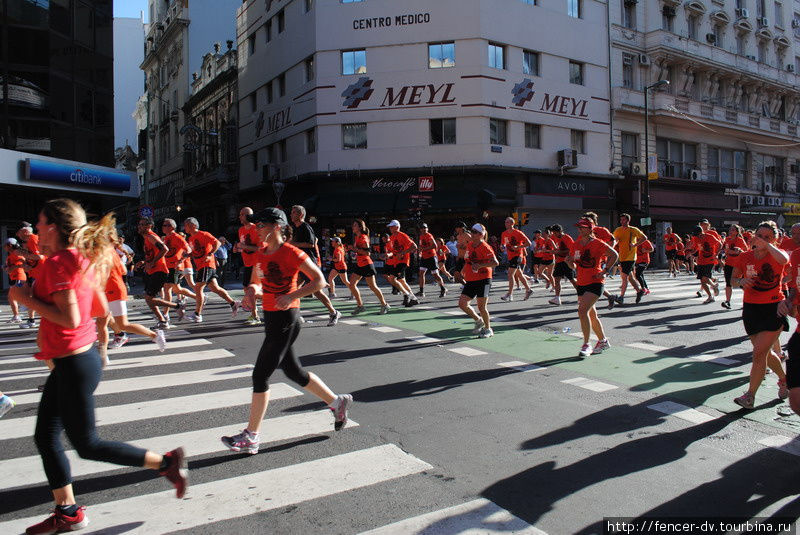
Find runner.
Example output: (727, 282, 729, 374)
(500, 217, 532, 302)
(675, 238, 687, 274)
(416, 223, 448, 298)
(530, 230, 545, 284)
(436, 237, 454, 282)
(689, 224, 722, 303)
(385, 220, 420, 307)
(731, 220, 789, 409)
(136, 217, 183, 329)
(289, 205, 341, 326)
(349, 219, 389, 315)
(161, 219, 197, 308)
(459, 223, 498, 339)
(0, 390, 14, 418)
(664, 226, 681, 277)
(581, 212, 620, 309)
(327, 237, 352, 299)
(183, 217, 239, 323)
(8, 199, 186, 534)
(453, 222, 470, 284)
(538, 227, 556, 290)
(684, 233, 696, 274)
(549, 224, 576, 306)
(721, 224, 748, 309)
(566, 218, 618, 357)
(235, 207, 263, 325)
(634, 237, 654, 300)
(700, 219, 722, 284)
(4, 238, 27, 324)
(221, 208, 353, 454)
(612, 213, 646, 305)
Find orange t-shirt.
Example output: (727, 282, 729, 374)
(593, 226, 614, 245)
(28, 253, 45, 279)
(724, 236, 748, 267)
(163, 232, 190, 270)
(789, 248, 800, 307)
(738, 250, 785, 304)
(189, 231, 218, 270)
(676, 242, 685, 255)
(780, 236, 799, 253)
(419, 232, 437, 259)
(239, 224, 260, 268)
(256, 243, 309, 311)
(541, 238, 556, 261)
(143, 230, 168, 274)
(105, 252, 128, 303)
(24, 233, 40, 255)
(6, 251, 26, 281)
(664, 233, 679, 251)
(501, 228, 529, 259)
(692, 234, 720, 266)
(354, 234, 373, 267)
(570, 238, 607, 286)
(388, 232, 415, 265)
(332, 247, 347, 271)
(462, 240, 496, 282)
(437, 243, 448, 261)
(554, 234, 574, 263)
(636, 240, 654, 265)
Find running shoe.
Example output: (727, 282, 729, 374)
(593, 339, 611, 354)
(721, 301, 731, 309)
(8, 315, 21, 324)
(500, 294, 514, 302)
(472, 319, 485, 334)
(713, 283, 720, 297)
(230, 301, 240, 318)
(154, 330, 167, 352)
(353, 305, 366, 315)
(19, 319, 34, 329)
(644, 289, 651, 295)
(579, 343, 593, 357)
(221, 429, 260, 455)
(379, 303, 390, 315)
(479, 327, 494, 338)
(703, 296, 715, 304)
(548, 296, 561, 306)
(607, 295, 617, 310)
(327, 310, 342, 327)
(415, 290, 425, 297)
(635, 290, 644, 304)
(696, 291, 703, 298)
(245, 316, 261, 326)
(402, 294, 409, 306)
(331, 394, 353, 431)
(193, 314, 203, 323)
(176, 301, 186, 322)
(25, 506, 89, 535)
(408, 297, 419, 307)
(778, 379, 789, 400)
(0, 395, 15, 418)
(154, 320, 169, 331)
(439, 286, 448, 298)
(524, 289, 533, 301)
(159, 447, 188, 498)
(109, 333, 129, 349)
(733, 391, 755, 409)
(615, 296, 625, 305)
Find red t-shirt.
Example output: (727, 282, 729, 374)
(462, 240, 496, 282)
(780, 236, 799, 253)
(570, 238, 607, 286)
(593, 226, 614, 245)
(354, 234, 373, 267)
(6, 251, 26, 281)
(332, 247, 347, 271)
(28, 253, 45, 279)
(738, 250, 785, 304)
(163, 232, 190, 270)
(664, 233, 679, 251)
(388, 232, 415, 266)
(24, 233, 40, 255)
(419, 232, 437, 259)
(189, 231, 218, 269)
(676, 242, 685, 255)
(636, 240, 654, 265)
(239, 224, 260, 268)
(724, 236, 748, 267)
(437, 242, 448, 261)
(554, 234, 574, 263)
(692, 234, 720, 266)
(501, 228, 529, 259)
(34, 248, 97, 360)
(789, 249, 800, 307)
(541, 238, 556, 261)
(256, 243, 308, 311)
(143, 230, 168, 274)
(105, 252, 128, 303)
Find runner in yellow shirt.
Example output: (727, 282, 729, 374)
(611, 213, 646, 305)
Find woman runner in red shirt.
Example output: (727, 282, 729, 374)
(222, 208, 353, 454)
(9, 199, 187, 534)
(459, 223, 499, 339)
(326, 237, 352, 299)
(4, 237, 27, 323)
(722, 224, 748, 309)
(731, 220, 790, 409)
(348, 219, 389, 314)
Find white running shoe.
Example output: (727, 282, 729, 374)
(379, 304, 390, 315)
(193, 314, 203, 323)
(703, 295, 715, 304)
(108, 333, 129, 349)
(0, 395, 15, 418)
(593, 339, 611, 354)
(221, 429, 260, 455)
(331, 394, 353, 431)
(8, 315, 21, 324)
(327, 310, 342, 327)
(479, 327, 494, 338)
(548, 296, 561, 306)
(579, 343, 593, 357)
(230, 302, 240, 318)
(472, 319, 484, 334)
(154, 330, 167, 352)
(500, 294, 513, 302)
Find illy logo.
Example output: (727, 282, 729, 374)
(418, 176, 434, 192)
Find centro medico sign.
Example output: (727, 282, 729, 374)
(25, 158, 131, 191)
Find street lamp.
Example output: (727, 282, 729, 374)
(643, 79, 670, 224)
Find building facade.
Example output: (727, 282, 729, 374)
(236, 0, 616, 237)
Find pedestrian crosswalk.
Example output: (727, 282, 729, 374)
(0, 304, 540, 534)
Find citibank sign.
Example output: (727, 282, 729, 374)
(25, 158, 131, 191)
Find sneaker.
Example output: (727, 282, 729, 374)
(696, 291, 703, 298)
(230, 301, 240, 318)
(109, 333, 129, 349)
(408, 297, 419, 307)
(644, 289, 651, 295)
(479, 327, 494, 338)
(19, 319, 33, 329)
(402, 294, 409, 306)
(733, 391, 755, 409)
(703, 296, 715, 304)
(721, 301, 731, 309)
(778, 380, 789, 400)
(635, 290, 644, 304)
(154, 330, 167, 352)
(439, 286, 448, 298)
(159, 447, 188, 498)
(379, 303, 390, 315)
(416, 290, 425, 297)
(548, 296, 561, 306)
(607, 295, 617, 310)
(331, 394, 353, 431)
(0, 395, 15, 418)
(579, 343, 593, 357)
(615, 296, 624, 305)
(353, 305, 366, 315)
(327, 310, 342, 327)
(500, 294, 513, 302)
(25, 506, 89, 535)
(193, 314, 203, 324)
(221, 429, 260, 455)
(472, 319, 485, 334)
(8, 315, 21, 324)
(245, 316, 261, 326)
(524, 289, 533, 301)
(593, 339, 611, 354)
(713, 283, 720, 296)
(176, 301, 186, 322)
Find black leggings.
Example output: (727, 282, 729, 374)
(252, 308, 310, 393)
(635, 263, 649, 290)
(35, 347, 147, 489)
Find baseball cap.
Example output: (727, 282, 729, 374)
(331, 237, 342, 244)
(247, 207, 288, 227)
(470, 223, 484, 233)
(387, 220, 400, 228)
(551, 224, 563, 233)
(5, 238, 18, 246)
(575, 218, 594, 229)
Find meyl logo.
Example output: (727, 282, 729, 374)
(342, 77, 375, 109)
(511, 78, 536, 107)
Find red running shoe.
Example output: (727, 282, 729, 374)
(159, 447, 188, 498)
(26, 506, 88, 534)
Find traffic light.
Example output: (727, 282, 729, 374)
(520, 212, 529, 226)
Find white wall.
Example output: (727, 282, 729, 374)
(114, 17, 145, 151)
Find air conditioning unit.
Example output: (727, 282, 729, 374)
(736, 8, 750, 18)
(744, 195, 754, 204)
(757, 16, 769, 27)
(768, 197, 776, 206)
(558, 149, 578, 169)
(631, 162, 646, 176)
(663, 5, 676, 16)
(638, 54, 650, 65)
(688, 169, 702, 180)
(788, 64, 796, 72)
(793, 19, 800, 28)
(706, 33, 717, 44)
(757, 196, 766, 205)
(764, 182, 773, 193)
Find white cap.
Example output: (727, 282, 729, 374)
(387, 220, 400, 228)
(5, 238, 18, 246)
(470, 223, 484, 233)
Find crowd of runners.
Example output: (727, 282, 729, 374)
(3, 198, 800, 532)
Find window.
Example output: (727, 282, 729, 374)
(305, 0, 313, 12)
(277, 73, 286, 97)
(343, 123, 367, 149)
(662, 6, 675, 31)
(621, 133, 638, 170)
(248, 35, 256, 55)
(265, 20, 272, 43)
(306, 129, 316, 153)
(521, 0, 537, 4)
(277, 10, 285, 33)
(795, 55, 800, 73)
(571, 130, 586, 154)
(488, 43, 505, 69)
(687, 15, 698, 39)
(713, 25, 724, 48)
(736, 0, 746, 9)
(523, 50, 540, 76)
(736, 33, 747, 55)
(754, 153, 785, 189)
(342, 49, 367, 75)
(266, 81, 273, 104)
(708, 147, 747, 184)
(794, 13, 800, 38)
(757, 0, 766, 17)
(524, 123, 541, 149)
(622, 0, 636, 29)
(489, 118, 508, 145)
(758, 41, 767, 63)
(656, 138, 697, 178)
(622, 53, 634, 88)
(305, 56, 315, 82)
(775, 1, 783, 26)
(250, 93, 257, 112)
(567, 0, 582, 18)
(429, 42, 455, 68)
(569, 61, 584, 85)
(430, 118, 456, 145)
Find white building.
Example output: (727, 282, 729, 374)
(236, 0, 616, 233)
(114, 16, 145, 152)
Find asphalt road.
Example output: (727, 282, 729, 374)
(1, 270, 800, 534)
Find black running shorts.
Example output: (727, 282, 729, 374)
(462, 279, 491, 299)
(742, 302, 789, 336)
